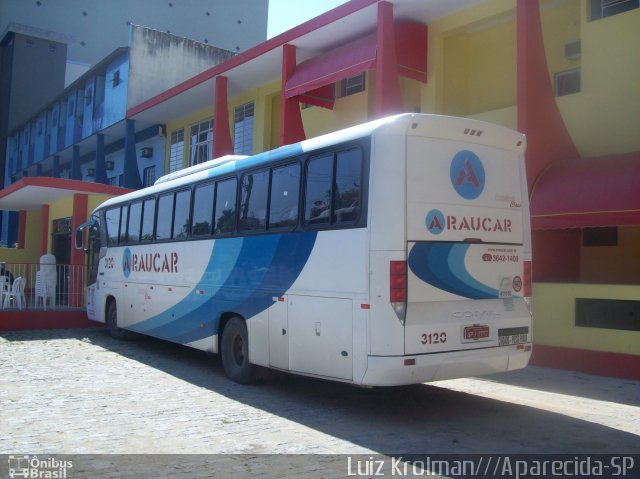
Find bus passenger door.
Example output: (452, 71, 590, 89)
(268, 296, 289, 370)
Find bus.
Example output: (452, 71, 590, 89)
(75, 113, 532, 386)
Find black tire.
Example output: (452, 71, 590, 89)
(106, 300, 130, 340)
(220, 317, 256, 384)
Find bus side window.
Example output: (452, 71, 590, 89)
(333, 148, 362, 224)
(105, 207, 120, 246)
(239, 170, 268, 232)
(118, 205, 128, 244)
(173, 189, 191, 240)
(269, 162, 300, 230)
(192, 182, 214, 237)
(214, 178, 237, 235)
(127, 201, 142, 243)
(304, 154, 332, 225)
(156, 192, 174, 241)
(140, 198, 155, 242)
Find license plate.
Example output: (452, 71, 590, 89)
(499, 334, 528, 346)
(498, 327, 529, 346)
(463, 325, 490, 340)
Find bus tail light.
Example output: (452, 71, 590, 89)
(523, 260, 532, 313)
(390, 260, 407, 324)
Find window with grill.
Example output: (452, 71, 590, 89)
(234, 102, 254, 155)
(337, 73, 366, 98)
(142, 166, 156, 187)
(168, 129, 184, 173)
(589, 0, 638, 20)
(190, 119, 214, 166)
(555, 69, 581, 97)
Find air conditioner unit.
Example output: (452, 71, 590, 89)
(565, 41, 581, 60)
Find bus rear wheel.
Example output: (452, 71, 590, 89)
(220, 317, 256, 384)
(106, 300, 130, 340)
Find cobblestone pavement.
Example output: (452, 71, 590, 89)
(1, 328, 638, 460)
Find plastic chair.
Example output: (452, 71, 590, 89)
(0, 276, 9, 310)
(2, 276, 25, 310)
(38, 254, 57, 310)
(34, 271, 54, 310)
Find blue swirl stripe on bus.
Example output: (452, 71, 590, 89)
(127, 237, 244, 333)
(408, 242, 498, 299)
(132, 231, 317, 344)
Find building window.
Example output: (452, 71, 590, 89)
(576, 298, 640, 331)
(555, 69, 581, 97)
(168, 129, 184, 173)
(190, 119, 214, 166)
(234, 102, 254, 155)
(85, 88, 93, 106)
(337, 72, 366, 98)
(589, 0, 639, 20)
(112, 69, 121, 87)
(583, 227, 618, 246)
(142, 166, 156, 187)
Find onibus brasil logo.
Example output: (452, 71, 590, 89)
(8, 455, 73, 478)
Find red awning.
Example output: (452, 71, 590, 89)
(530, 152, 640, 229)
(284, 22, 427, 106)
(285, 33, 377, 101)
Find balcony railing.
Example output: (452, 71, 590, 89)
(0, 262, 85, 311)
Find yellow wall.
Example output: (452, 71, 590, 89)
(533, 282, 640, 355)
(301, 74, 373, 139)
(580, 226, 640, 284)
(564, 4, 640, 156)
(427, 0, 640, 156)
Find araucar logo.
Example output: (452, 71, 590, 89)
(426, 209, 445, 235)
(450, 150, 485, 200)
(122, 248, 132, 278)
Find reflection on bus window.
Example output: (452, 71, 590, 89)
(173, 189, 191, 240)
(105, 208, 120, 246)
(156, 193, 173, 241)
(127, 201, 142, 243)
(269, 163, 300, 230)
(305, 154, 332, 225)
(192, 182, 214, 237)
(215, 178, 237, 235)
(239, 170, 268, 231)
(334, 148, 362, 224)
(141, 198, 155, 242)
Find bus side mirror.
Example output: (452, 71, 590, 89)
(75, 219, 97, 252)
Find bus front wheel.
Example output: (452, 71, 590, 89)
(106, 300, 130, 340)
(220, 317, 256, 384)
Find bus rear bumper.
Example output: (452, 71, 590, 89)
(360, 345, 532, 387)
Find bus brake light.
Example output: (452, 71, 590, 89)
(390, 261, 407, 323)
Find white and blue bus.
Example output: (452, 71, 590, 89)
(76, 113, 532, 386)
